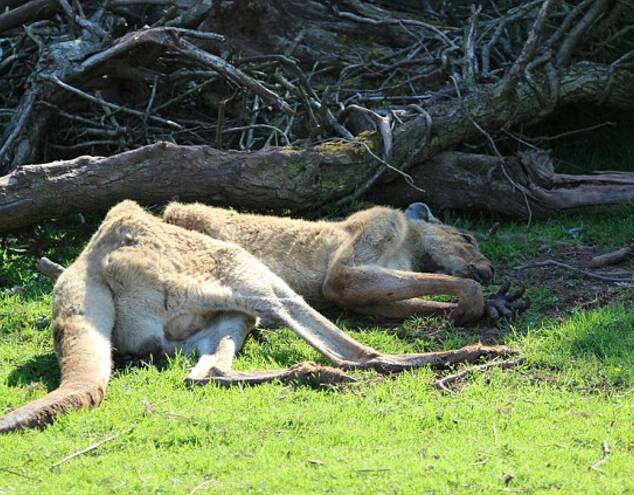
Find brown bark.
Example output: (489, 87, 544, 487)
(370, 151, 634, 217)
(0, 141, 370, 231)
(589, 247, 633, 268)
(3, 142, 634, 232)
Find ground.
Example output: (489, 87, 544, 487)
(1, 115, 634, 493)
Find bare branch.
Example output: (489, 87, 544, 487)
(502, 0, 554, 95)
(557, 0, 612, 66)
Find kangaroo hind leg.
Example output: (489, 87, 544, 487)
(177, 312, 254, 384)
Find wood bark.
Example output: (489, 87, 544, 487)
(0, 142, 370, 231)
(2, 143, 634, 232)
(370, 151, 634, 217)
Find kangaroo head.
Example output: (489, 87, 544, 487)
(404, 203, 494, 285)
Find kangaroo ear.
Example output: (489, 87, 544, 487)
(404, 202, 440, 223)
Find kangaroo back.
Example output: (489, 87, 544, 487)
(0, 263, 115, 433)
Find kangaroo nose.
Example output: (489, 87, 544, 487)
(473, 264, 494, 285)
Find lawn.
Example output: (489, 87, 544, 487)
(1, 117, 634, 494)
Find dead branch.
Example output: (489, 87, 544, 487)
(0, 0, 57, 34)
(353, 345, 517, 373)
(49, 427, 134, 470)
(370, 150, 634, 218)
(0, 141, 372, 231)
(502, 0, 553, 94)
(589, 441, 611, 472)
(514, 259, 633, 286)
(36, 257, 64, 280)
(557, 0, 611, 66)
(3, 145, 634, 232)
(589, 246, 633, 268)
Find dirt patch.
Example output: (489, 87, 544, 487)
(502, 243, 632, 318)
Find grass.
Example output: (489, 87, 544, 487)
(1, 115, 634, 493)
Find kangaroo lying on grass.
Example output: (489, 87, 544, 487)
(164, 202, 527, 324)
(0, 201, 513, 433)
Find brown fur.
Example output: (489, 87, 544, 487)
(164, 203, 494, 323)
(1, 201, 509, 433)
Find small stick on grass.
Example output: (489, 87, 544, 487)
(433, 358, 525, 393)
(50, 427, 134, 470)
(589, 441, 610, 472)
(0, 467, 42, 481)
(515, 259, 633, 285)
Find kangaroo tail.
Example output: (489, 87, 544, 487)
(267, 288, 380, 367)
(0, 273, 114, 433)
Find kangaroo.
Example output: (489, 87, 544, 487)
(0, 201, 511, 433)
(163, 202, 527, 324)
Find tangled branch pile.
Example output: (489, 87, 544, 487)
(0, 0, 633, 230)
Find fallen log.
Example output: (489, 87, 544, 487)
(371, 151, 634, 218)
(0, 141, 371, 231)
(2, 144, 634, 232)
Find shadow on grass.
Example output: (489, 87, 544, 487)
(521, 305, 634, 388)
(6, 353, 59, 391)
(6, 352, 172, 392)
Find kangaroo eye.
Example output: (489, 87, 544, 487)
(461, 233, 476, 245)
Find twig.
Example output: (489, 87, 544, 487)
(589, 441, 610, 471)
(154, 76, 218, 112)
(223, 124, 289, 145)
(546, 0, 593, 48)
(343, 105, 392, 162)
(57, 0, 78, 36)
(49, 140, 120, 151)
(450, 75, 534, 225)
(557, 0, 611, 66)
(481, 0, 542, 76)
(486, 222, 501, 237)
(332, 6, 458, 48)
(514, 259, 633, 285)
(0, 85, 38, 167)
(46, 75, 182, 129)
(433, 358, 524, 393)
(215, 98, 226, 149)
(502, 0, 553, 95)
(188, 479, 217, 495)
(50, 427, 133, 470)
(0, 467, 42, 481)
(159, 27, 224, 42)
(333, 140, 423, 208)
(143, 75, 159, 124)
(177, 39, 293, 114)
(463, 5, 481, 84)
(525, 121, 615, 142)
